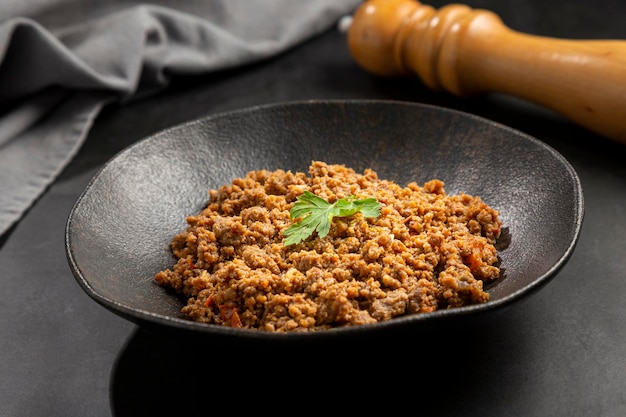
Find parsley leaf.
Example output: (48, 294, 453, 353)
(283, 191, 381, 246)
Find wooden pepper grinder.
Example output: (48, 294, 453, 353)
(346, 0, 626, 143)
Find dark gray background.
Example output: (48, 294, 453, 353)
(1, 0, 625, 416)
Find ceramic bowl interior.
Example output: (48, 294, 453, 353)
(65, 100, 584, 343)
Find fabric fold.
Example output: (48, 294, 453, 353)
(0, 0, 361, 237)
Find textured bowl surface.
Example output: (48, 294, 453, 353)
(65, 100, 584, 343)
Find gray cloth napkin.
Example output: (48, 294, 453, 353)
(0, 0, 361, 237)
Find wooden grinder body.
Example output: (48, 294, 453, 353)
(347, 0, 626, 143)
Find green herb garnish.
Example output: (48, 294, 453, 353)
(283, 191, 381, 246)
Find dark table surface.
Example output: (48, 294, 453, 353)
(2, 1, 625, 416)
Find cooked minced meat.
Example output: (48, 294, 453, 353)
(154, 161, 502, 332)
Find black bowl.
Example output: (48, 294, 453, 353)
(65, 100, 583, 344)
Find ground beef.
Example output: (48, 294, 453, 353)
(154, 161, 502, 332)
